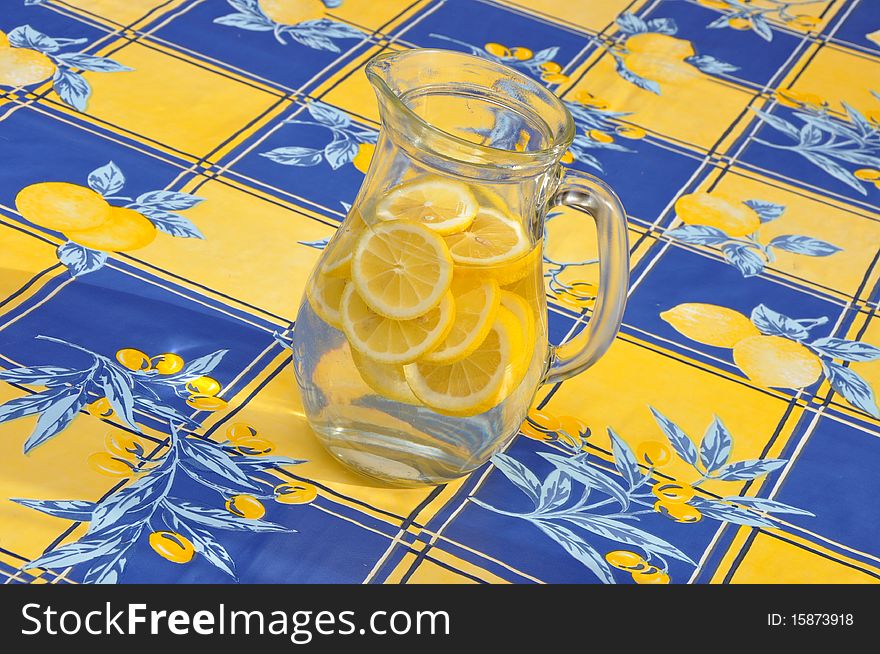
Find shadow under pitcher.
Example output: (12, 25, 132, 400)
(292, 49, 629, 486)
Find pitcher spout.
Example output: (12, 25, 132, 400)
(364, 49, 574, 179)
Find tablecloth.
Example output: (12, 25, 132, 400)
(0, 0, 878, 585)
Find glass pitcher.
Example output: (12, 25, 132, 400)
(292, 49, 629, 486)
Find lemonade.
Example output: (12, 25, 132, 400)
(293, 176, 549, 485)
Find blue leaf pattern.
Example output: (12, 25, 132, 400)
(490, 452, 541, 506)
(750, 304, 809, 340)
(768, 235, 842, 256)
(649, 407, 698, 465)
(822, 361, 880, 417)
(715, 458, 786, 481)
(810, 338, 880, 362)
(11, 498, 96, 521)
(722, 243, 765, 277)
(699, 416, 732, 473)
(57, 242, 108, 277)
(87, 161, 126, 196)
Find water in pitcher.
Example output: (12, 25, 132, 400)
(291, 50, 630, 487)
(292, 182, 550, 486)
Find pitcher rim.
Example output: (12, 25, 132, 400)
(365, 49, 576, 170)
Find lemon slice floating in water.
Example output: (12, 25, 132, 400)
(375, 176, 478, 235)
(307, 272, 347, 329)
(352, 221, 453, 320)
(404, 306, 523, 416)
(444, 207, 529, 266)
(351, 348, 419, 404)
(341, 283, 455, 364)
(421, 277, 500, 364)
(498, 289, 534, 388)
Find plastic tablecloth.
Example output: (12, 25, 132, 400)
(1, 0, 879, 584)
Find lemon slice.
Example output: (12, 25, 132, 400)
(404, 306, 522, 416)
(306, 273, 346, 329)
(375, 176, 478, 235)
(444, 207, 529, 266)
(341, 283, 455, 364)
(322, 213, 366, 279)
(352, 221, 453, 320)
(421, 277, 500, 364)
(499, 290, 535, 389)
(351, 348, 419, 404)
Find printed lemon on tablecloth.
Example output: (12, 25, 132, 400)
(65, 206, 157, 252)
(660, 303, 760, 348)
(674, 192, 760, 237)
(259, 0, 326, 24)
(622, 33, 698, 85)
(15, 182, 110, 232)
(0, 46, 55, 87)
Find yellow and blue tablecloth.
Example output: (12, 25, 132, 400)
(1, 0, 879, 584)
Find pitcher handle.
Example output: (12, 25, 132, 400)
(543, 169, 630, 385)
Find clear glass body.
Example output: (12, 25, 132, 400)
(292, 50, 629, 486)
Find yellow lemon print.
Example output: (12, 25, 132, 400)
(0, 47, 56, 87)
(87, 451, 132, 477)
(733, 335, 823, 388)
(541, 72, 569, 84)
(604, 550, 650, 571)
(573, 90, 609, 109)
(87, 397, 114, 419)
(560, 150, 574, 164)
(635, 441, 672, 467)
(0, 31, 8, 48)
(616, 125, 646, 139)
(115, 347, 151, 371)
(187, 395, 229, 411)
(226, 423, 258, 442)
(527, 408, 561, 433)
(66, 206, 157, 252)
(259, 0, 325, 24)
(652, 482, 696, 503)
(660, 303, 759, 348)
(775, 89, 825, 110)
(789, 15, 821, 30)
(520, 421, 552, 441)
(655, 500, 702, 523)
(623, 33, 697, 84)
(509, 46, 533, 61)
(484, 42, 511, 58)
(540, 61, 562, 74)
(151, 353, 184, 375)
(632, 566, 670, 584)
(16, 182, 110, 232)
(626, 33, 694, 58)
(186, 375, 221, 396)
(226, 494, 266, 519)
(352, 142, 375, 174)
(675, 192, 760, 237)
(557, 415, 588, 441)
(234, 436, 274, 455)
(104, 431, 143, 458)
(696, 0, 730, 8)
(588, 130, 614, 143)
(727, 17, 751, 30)
(149, 531, 195, 564)
(854, 168, 880, 181)
(274, 482, 318, 504)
